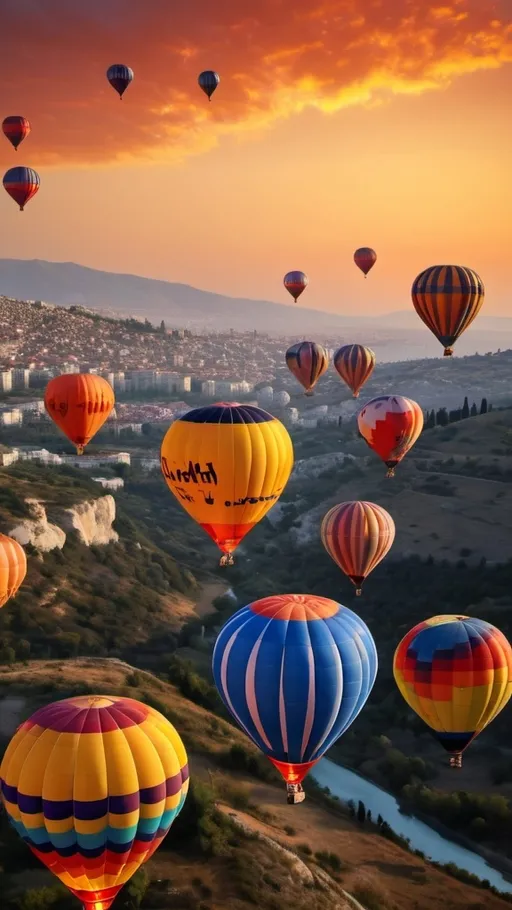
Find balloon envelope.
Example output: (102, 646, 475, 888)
(394, 615, 512, 759)
(0, 533, 26, 608)
(3, 166, 40, 211)
(198, 70, 220, 99)
(411, 265, 485, 356)
(283, 271, 308, 302)
(213, 594, 378, 784)
(285, 341, 329, 395)
(334, 344, 375, 397)
(0, 695, 189, 910)
(106, 64, 134, 98)
(354, 248, 377, 276)
(44, 373, 115, 454)
(357, 395, 423, 476)
(160, 402, 293, 558)
(2, 116, 30, 150)
(321, 501, 395, 594)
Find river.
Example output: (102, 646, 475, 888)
(312, 759, 512, 894)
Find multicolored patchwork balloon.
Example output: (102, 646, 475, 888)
(394, 615, 512, 767)
(0, 695, 189, 910)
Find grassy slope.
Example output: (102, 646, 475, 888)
(0, 658, 509, 910)
(0, 463, 219, 667)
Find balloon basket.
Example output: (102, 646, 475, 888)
(355, 589, 362, 597)
(385, 468, 395, 478)
(443, 348, 453, 357)
(449, 755, 462, 769)
(76, 445, 84, 456)
(286, 783, 305, 805)
(219, 554, 235, 567)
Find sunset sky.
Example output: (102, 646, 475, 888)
(0, 0, 510, 316)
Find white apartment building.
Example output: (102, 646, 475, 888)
(93, 476, 125, 491)
(0, 371, 12, 393)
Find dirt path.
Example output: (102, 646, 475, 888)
(194, 581, 231, 617)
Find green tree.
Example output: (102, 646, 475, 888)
(480, 397, 488, 414)
(470, 402, 478, 417)
(461, 396, 470, 419)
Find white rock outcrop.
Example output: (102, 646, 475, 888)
(9, 495, 118, 552)
(62, 496, 119, 546)
(9, 499, 66, 552)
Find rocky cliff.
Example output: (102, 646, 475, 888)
(9, 495, 119, 551)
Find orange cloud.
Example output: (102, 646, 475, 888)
(0, 0, 510, 168)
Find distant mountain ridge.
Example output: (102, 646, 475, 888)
(0, 257, 355, 334)
(0, 259, 509, 353)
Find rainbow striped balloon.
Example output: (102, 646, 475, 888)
(0, 695, 189, 910)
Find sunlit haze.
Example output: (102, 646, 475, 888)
(0, 0, 510, 316)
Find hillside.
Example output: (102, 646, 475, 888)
(0, 462, 223, 667)
(0, 657, 509, 910)
(164, 410, 512, 856)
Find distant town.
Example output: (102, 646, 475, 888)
(0, 295, 511, 442)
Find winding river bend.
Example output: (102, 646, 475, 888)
(312, 759, 512, 894)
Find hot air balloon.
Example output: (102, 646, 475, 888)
(0, 695, 189, 910)
(354, 248, 377, 277)
(2, 116, 30, 151)
(213, 593, 377, 803)
(160, 402, 294, 565)
(357, 395, 423, 477)
(106, 64, 134, 99)
(333, 344, 376, 398)
(283, 271, 308, 302)
(285, 341, 329, 396)
(3, 166, 40, 211)
(198, 70, 220, 100)
(321, 501, 395, 595)
(411, 265, 485, 356)
(394, 615, 512, 768)
(44, 374, 115, 455)
(0, 533, 27, 608)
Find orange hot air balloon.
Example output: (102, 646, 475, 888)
(44, 374, 115, 455)
(0, 534, 27, 608)
(333, 344, 376, 398)
(354, 248, 376, 277)
(411, 265, 485, 357)
(285, 341, 329, 396)
(357, 395, 424, 477)
(321, 501, 395, 595)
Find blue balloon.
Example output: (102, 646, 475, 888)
(107, 64, 134, 99)
(212, 594, 377, 786)
(198, 70, 220, 100)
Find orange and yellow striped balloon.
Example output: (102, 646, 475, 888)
(333, 344, 376, 398)
(411, 265, 485, 356)
(0, 695, 189, 910)
(0, 533, 26, 608)
(394, 616, 512, 766)
(321, 501, 395, 595)
(161, 402, 293, 563)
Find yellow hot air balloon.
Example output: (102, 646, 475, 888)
(0, 533, 26, 607)
(0, 695, 189, 910)
(393, 615, 512, 768)
(161, 402, 294, 565)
